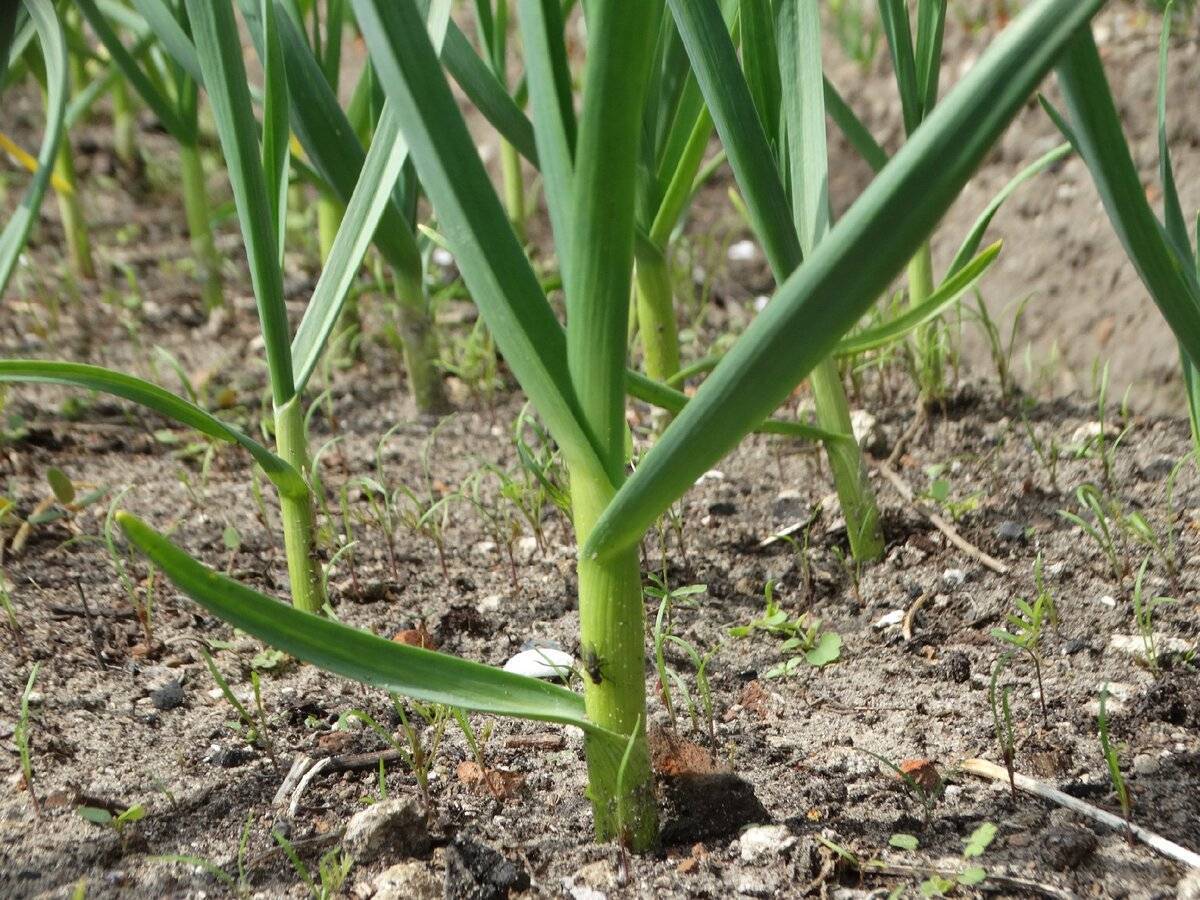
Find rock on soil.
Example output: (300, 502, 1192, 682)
(344, 796, 430, 863)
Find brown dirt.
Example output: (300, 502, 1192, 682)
(1, 5, 1199, 900)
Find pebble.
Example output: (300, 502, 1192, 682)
(563, 860, 612, 900)
(939, 651, 971, 684)
(739, 824, 795, 862)
(849, 410, 880, 451)
(477, 594, 503, 614)
(942, 568, 966, 589)
(1039, 825, 1097, 871)
(708, 501, 737, 517)
(873, 610, 904, 629)
(1178, 870, 1200, 900)
(727, 240, 759, 262)
(149, 679, 185, 711)
(208, 746, 252, 769)
(432, 248, 454, 267)
(444, 835, 529, 899)
(1095, 595, 1117, 609)
(737, 874, 773, 897)
(344, 796, 430, 863)
(995, 521, 1025, 542)
(372, 861, 440, 900)
(1110, 634, 1194, 657)
(1132, 753, 1159, 777)
(502, 647, 575, 679)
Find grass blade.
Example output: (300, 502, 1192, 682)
(945, 142, 1071, 278)
(835, 243, 1001, 355)
(1052, 27, 1200, 369)
(0, 0, 65, 297)
(878, 0, 921, 135)
(351, 0, 605, 483)
(76, 0, 191, 141)
(290, 101, 410, 393)
(131, 0, 202, 82)
(584, 0, 1107, 559)
(116, 513, 600, 732)
(185, 0, 294, 405)
(517, 0, 576, 278)
(0, 361, 306, 497)
(669, 0, 800, 276)
(565, 0, 660, 478)
(443, 22, 539, 166)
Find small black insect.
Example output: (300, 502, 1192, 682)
(581, 645, 605, 685)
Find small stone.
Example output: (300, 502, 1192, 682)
(1039, 825, 1096, 871)
(1178, 870, 1200, 900)
(849, 410, 881, 452)
(698, 469, 725, 482)
(736, 873, 772, 897)
(563, 860, 612, 900)
(873, 610, 904, 629)
(502, 647, 574, 679)
(939, 651, 970, 684)
(1070, 421, 1120, 445)
(515, 536, 539, 562)
(344, 797, 430, 863)
(727, 240, 759, 262)
(708, 501, 737, 517)
(149, 679, 185, 711)
(477, 594, 503, 614)
(1095, 595, 1117, 609)
(373, 861, 440, 900)
(1062, 639, 1090, 656)
(1132, 753, 1159, 777)
(444, 835, 529, 899)
(1110, 634, 1194, 658)
(995, 521, 1025, 542)
(942, 568, 966, 589)
(209, 746, 252, 769)
(739, 824, 796, 862)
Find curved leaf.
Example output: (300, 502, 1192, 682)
(0, 361, 306, 498)
(117, 512, 599, 732)
(946, 142, 1071, 278)
(584, 0, 1106, 560)
(835, 243, 1001, 356)
(0, 0, 66, 297)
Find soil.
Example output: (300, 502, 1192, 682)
(2, 5, 1200, 900)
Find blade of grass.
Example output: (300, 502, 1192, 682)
(585, 0, 1107, 560)
(116, 512, 604, 732)
(0, 0, 65, 297)
(0, 361, 306, 497)
(350, 0, 607, 485)
(185, 0, 293, 406)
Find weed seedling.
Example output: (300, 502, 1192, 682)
(646, 575, 707, 731)
(901, 822, 997, 896)
(78, 803, 146, 844)
(338, 698, 448, 807)
(990, 583, 1052, 725)
(14, 663, 41, 816)
(152, 812, 255, 896)
(273, 829, 354, 900)
(1097, 685, 1132, 838)
(988, 655, 1017, 797)
(1059, 484, 1126, 582)
(858, 749, 942, 827)
(730, 581, 842, 678)
(202, 650, 278, 770)
(1020, 408, 1062, 492)
(1130, 558, 1177, 673)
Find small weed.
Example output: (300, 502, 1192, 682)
(1097, 684, 1132, 836)
(890, 822, 996, 896)
(729, 581, 842, 678)
(988, 655, 1017, 797)
(14, 663, 41, 815)
(202, 649, 278, 770)
(647, 574, 708, 732)
(922, 463, 983, 522)
(338, 697, 449, 807)
(78, 803, 146, 843)
(273, 830, 354, 900)
(151, 812, 255, 896)
(990, 572, 1053, 725)
(1059, 483, 1126, 582)
(1130, 557, 1177, 673)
